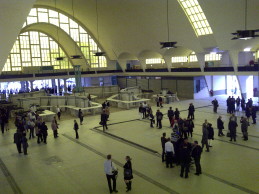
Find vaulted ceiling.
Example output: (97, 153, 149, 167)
(1, 0, 259, 69)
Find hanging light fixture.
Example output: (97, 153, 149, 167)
(160, 0, 177, 49)
(231, 0, 259, 40)
(70, 0, 82, 59)
(94, 0, 106, 56)
(54, 0, 66, 61)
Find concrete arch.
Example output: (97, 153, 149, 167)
(118, 52, 138, 60)
(21, 23, 88, 68)
(138, 50, 162, 59)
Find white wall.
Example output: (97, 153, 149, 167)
(238, 52, 255, 66)
(213, 75, 226, 91)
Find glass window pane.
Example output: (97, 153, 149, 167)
(59, 13, 68, 23)
(38, 12, 48, 22)
(49, 18, 59, 26)
(49, 10, 58, 18)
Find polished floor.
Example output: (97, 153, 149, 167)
(0, 96, 259, 194)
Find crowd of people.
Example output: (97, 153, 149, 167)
(0, 93, 256, 193)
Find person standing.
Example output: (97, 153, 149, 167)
(251, 106, 257, 124)
(35, 118, 43, 144)
(236, 96, 241, 111)
(228, 119, 238, 142)
(241, 117, 249, 141)
(167, 107, 174, 127)
(211, 98, 219, 113)
(188, 103, 195, 119)
(159, 96, 163, 108)
(174, 108, 180, 120)
(186, 118, 194, 138)
(161, 133, 167, 162)
(74, 120, 79, 139)
(21, 133, 28, 155)
(51, 119, 58, 138)
(191, 141, 202, 176)
(0, 113, 5, 134)
(226, 96, 231, 113)
(241, 97, 246, 111)
(28, 119, 35, 139)
(57, 105, 61, 120)
(217, 116, 225, 136)
(104, 154, 118, 193)
(155, 95, 160, 107)
(78, 109, 84, 125)
(179, 138, 191, 178)
(138, 104, 143, 120)
(101, 110, 108, 131)
(201, 120, 209, 152)
(123, 156, 133, 192)
(207, 123, 214, 147)
(149, 110, 155, 128)
(165, 138, 175, 168)
(41, 122, 48, 144)
(156, 110, 163, 129)
(13, 130, 22, 154)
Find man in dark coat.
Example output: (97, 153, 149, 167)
(226, 96, 231, 113)
(251, 106, 257, 124)
(241, 97, 246, 111)
(191, 141, 202, 175)
(188, 103, 195, 120)
(161, 133, 167, 162)
(14, 130, 22, 154)
(217, 116, 225, 136)
(167, 107, 174, 127)
(241, 117, 249, 141)
(101, 110, 108, 131)
(211, 98, 219, 113)
(228, 120, 238, 142)
(156, 110, 163, 129)
(179, 138, 192, 178)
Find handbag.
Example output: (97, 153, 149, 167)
(99, 121, 103, 125)
(111, 162, 118, 176)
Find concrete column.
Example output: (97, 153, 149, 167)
(63, 78, 67, 93)
(164, 56, 172, 72)
(117, 59, 127, 72)
(26, 81, 29, 92)
(57, 79, 61, 94)
(196, 53, 205, 72)
(229, 50, 239, 72)
(20, 81, 26, 92)
(139, 58, 146, 72)
(30, 80, 34, 91)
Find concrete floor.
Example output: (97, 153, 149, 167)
(0, 96, 258, 194)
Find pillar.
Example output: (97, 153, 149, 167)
(139, 59, 146, 72)
(74, 65, 83, 92)
(196, 53, 205, 72)
(164, 56, 172, 72)
(57, 78, 61, 95)
(26, 81, 29, 92)
(63, 78, 67, 93)
(117, 59, 127, 72)
(51, 79, 56, 93)
(20, 81, 26, 92)
(30, 80, 34, 91)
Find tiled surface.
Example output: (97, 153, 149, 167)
(0, 95, 258, 194)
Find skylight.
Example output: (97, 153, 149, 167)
(177, 0, 213, 36)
